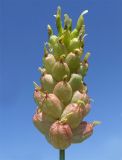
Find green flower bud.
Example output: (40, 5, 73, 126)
(78, 62, 89, 78)
(49, 35, 58, 46)
(53, 80, 72, 105)
(47, 24, 53, 37)
(53, 42, 67, 60)
(65, 52, 80, 73)
(42, 93, 63, 119)
(64, 14, 72, 31)
(69, 38, 81, 51)
(40, 73, 56, 93)
(43, 53, 56, 74)
(76, 10, 88, 32)
(69, 74, 83, 91)
(76, 15, 84, 32)
(55, 6, 63, 36)
(61, 102, 85, 129)
(84, 52, 90, 62)
(79, 24, 85, 37)
(52, 60, 70, 81)
(71, 91, 90, 104)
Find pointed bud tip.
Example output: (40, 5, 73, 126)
(57, 6, 61, 13)
(77, 100, 85, 107)
(81, 10, 88, 16)
(84, 52, 91, 62)
(92, 121, 101, 127)
(33, 81, 40, 90)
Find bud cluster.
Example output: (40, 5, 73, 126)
(33, 7, 99, 149)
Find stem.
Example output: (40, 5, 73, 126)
(59, 150, 65, 160)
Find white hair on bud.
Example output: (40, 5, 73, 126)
(83, 34, 88, 39)
(53, 14, 56, 18)
(81, 10, 88, 16)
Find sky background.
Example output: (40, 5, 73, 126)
(0, 0, 122, 160)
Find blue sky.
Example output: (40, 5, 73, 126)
(0, 0, 122, 160)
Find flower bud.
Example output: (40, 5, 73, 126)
(72, 121, 93, 143)
(61, 102, 85, 129)
(33, 111, 55, 135)
(47, 24, 53, 37)
(49, 35, 58, 46)
(76, 10, 88, 32)
(40, 73, 56, 93)
(55, 6, 63, 36)
(33, 89, 44, 106)
(43, 53, 56, 74)
(53, 80, 72, 105)
(71, 91, 90, 104)
(53, 42, 67, 60)
(65, 52, 80, 73)
(42, 93, 63, 119)
(64, 14, 72, 31)
(78, 62, 88, 78)
(52, 61, 70, 82)
(76, 14, 84, 32)
(78, 52, 90, 77)
(69, 74, 83, 91)
(69, 38, 81, 51)
(49, 121, 73, 149)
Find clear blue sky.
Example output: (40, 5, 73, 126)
(0, 0, 122, 160)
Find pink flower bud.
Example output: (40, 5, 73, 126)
(83, 103, 91, 117)
(33, 111, 55, 135)
(49, 121, 73, 149)
(72, 121, 93, 143)
(33, 89, 44, 106)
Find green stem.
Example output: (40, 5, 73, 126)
(59, 150, 65, 160)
